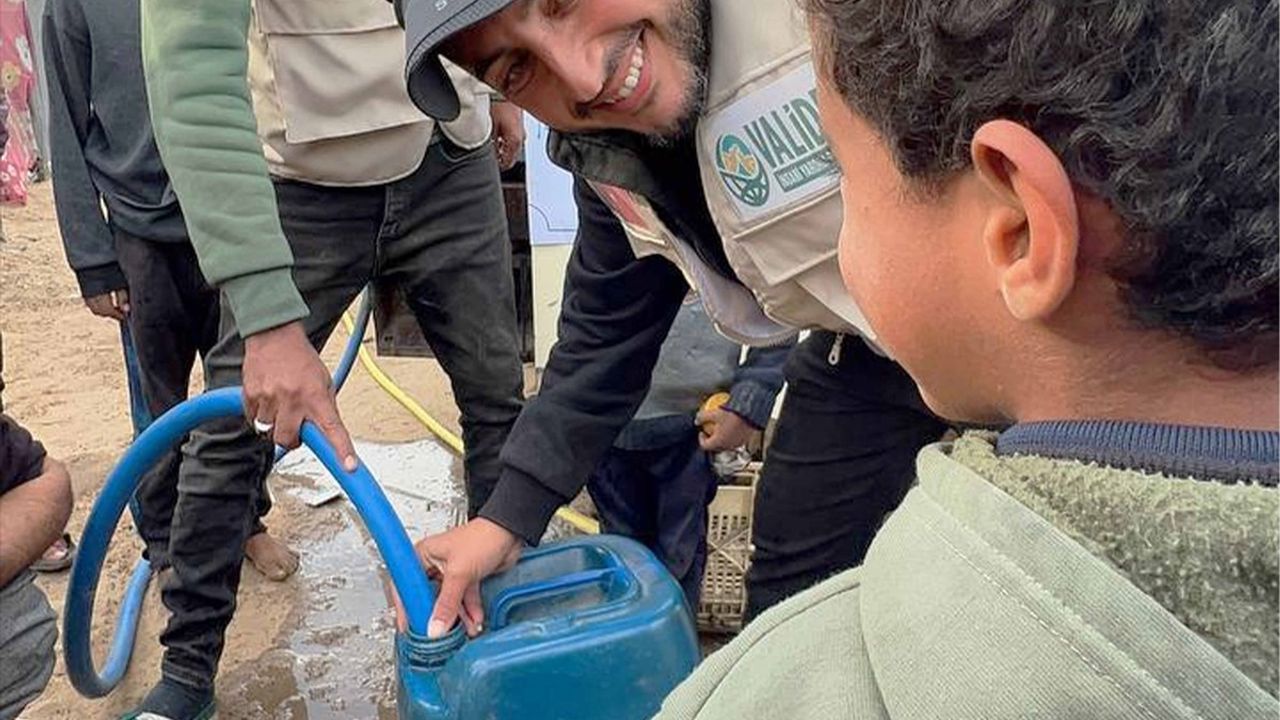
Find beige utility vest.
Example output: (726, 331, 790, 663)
(590, 0, 873, 346)
(246, 0, 491, 186)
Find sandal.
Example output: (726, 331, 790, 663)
(32, 532, 77, 573)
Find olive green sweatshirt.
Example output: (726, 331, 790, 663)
(656, 430, 1278, 719)
(140, 0, 307, 336)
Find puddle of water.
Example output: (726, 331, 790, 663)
(235, 438, 464, 718)
(274, 437, 465, 537)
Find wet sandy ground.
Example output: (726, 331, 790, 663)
(22, 440, 466, 719)
(220, 439, 465, 719)
(4, 185, 483, 717)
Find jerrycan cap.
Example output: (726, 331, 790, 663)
(398, 623, 467, 670)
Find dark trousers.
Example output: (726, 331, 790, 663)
(113, 232, 269, 570)
(744, 331, 948, 620)
(159, 137, 525, 689)
(587, 430, 719, 608)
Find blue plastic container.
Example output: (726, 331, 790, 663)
(397, 535, 700, 719)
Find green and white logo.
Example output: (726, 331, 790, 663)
(716, 134, 770, 208)
(706, 63, 841, 221)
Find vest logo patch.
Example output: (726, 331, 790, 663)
(716, 134, 770, 207)
(704, 63, 839, 222)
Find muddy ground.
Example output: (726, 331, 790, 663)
(1, 184, 494, 718)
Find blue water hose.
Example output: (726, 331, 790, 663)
(93, 556, 152, 690)
(66, 297, 408, 698)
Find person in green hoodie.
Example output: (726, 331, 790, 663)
(654, 0, 1279, 717)
(133, 0, 526, 716)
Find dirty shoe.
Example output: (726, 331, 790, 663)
(123, 677, 215, 720)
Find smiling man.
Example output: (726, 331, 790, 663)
(437, 0, 709, 139)
(397, 0, 948, 640)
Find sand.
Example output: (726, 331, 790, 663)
(2, 183, 476, 717)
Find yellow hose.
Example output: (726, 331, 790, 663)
(339, 313, 600, 535)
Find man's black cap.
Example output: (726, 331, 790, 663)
(394, 0, 516, 120)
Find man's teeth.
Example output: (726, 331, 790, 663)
(612, 42, 645, 103)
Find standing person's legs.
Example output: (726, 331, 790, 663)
(588, 446, 660, 547)
(589, 432, 718, 607)
(744, 332, 948, 621)
(650, 432, 719, 607)
(380, 137, 524, 515)
(147, 182, 379, 710)
(116, 231, 221, 571)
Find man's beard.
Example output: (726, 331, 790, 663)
(646, 0, 711, 146)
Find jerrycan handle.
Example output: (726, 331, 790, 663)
(489, 567, 635, 630)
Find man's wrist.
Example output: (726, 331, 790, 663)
(244, 318, 306, 346)
(221, 269, 309, 338)
(724, 383, 774, 430)
(477, 470, 566, 547)
(75, 263, 127, 299)
(473, 517, 521, 548)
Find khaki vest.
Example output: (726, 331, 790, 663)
(246, 0, 492, 187)
(589, 0, 875, 345)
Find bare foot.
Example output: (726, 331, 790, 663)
(244, 531, 300, 581)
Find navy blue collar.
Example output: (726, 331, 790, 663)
(996, 421, 1279, 487)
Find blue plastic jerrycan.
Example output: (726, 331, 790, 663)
(397, 535, 700, 719)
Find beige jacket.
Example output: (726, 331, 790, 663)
(246, 0, 491, 186)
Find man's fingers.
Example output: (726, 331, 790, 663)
(274, 406, 304, 450)
(242, 393, 261, 431)
(248, 394, 276, 434)
(460, 583, 485, 637)
(314, 402, 358, 472)
(698, 431, 717, 451)
(429, 572, 466, 639)
(114, 289, 131, 315)
(85, 296, 124, 320)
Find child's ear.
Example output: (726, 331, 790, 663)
(971, 120, 1080, 321)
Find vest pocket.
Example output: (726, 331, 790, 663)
(717, 190, 841, 286)
(253, 0, 427, 145)
(254, 0, 398, 36)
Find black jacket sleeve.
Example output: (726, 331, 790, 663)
(480, 179, 689, 544)
(43, 0, 127, 298)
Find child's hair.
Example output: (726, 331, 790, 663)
(806, 0, 1278, 371)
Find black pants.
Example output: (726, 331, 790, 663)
(158, 137, 525, 689)
(744, 331, 948, 620)
(587, 430, 719, 608)
(114, 232, 273, 568)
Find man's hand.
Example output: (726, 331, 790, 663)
(696, 407, 757, 452)
(398, 518, 522, 639)
(490, 101, 525, 171)
(84, 289, 130, 320)
(242, 321, 357, 470)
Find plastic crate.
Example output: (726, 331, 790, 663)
(696, 466, 758, 633)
